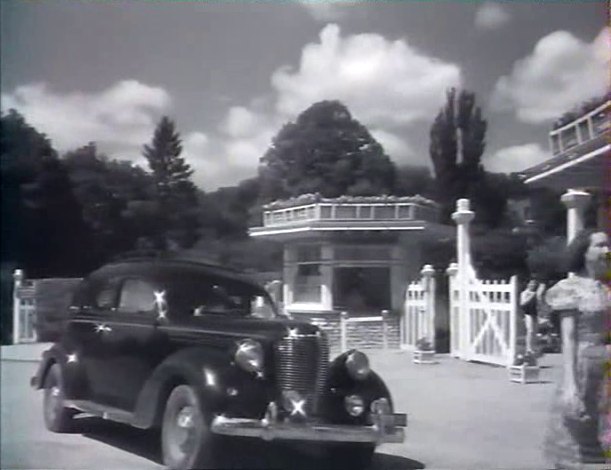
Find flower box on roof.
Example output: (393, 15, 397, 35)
(263, 193, 439, 211)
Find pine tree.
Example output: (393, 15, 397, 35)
(142, 116, 200, 249)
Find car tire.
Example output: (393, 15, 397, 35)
(325, 443, 375, 470)
(43, 363, 75, 433)
(161, 385, 219, 470)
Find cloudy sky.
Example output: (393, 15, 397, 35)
(1, 1, 607, 191)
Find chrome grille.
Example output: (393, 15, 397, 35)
(275, 332, 329, 414)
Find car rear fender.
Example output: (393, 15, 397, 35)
(131, 347, 233, 429)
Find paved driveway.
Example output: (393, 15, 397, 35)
(1, 346, 560, 469)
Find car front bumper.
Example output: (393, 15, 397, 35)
(210, 410, 406, 444)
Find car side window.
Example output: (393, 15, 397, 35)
(94, 279, 120, 310)
(118, 278, 157, 314)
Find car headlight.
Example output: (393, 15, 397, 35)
(344, 394, 365, 417)
(345, 350, 371, 380)
(234, 339, 264, 374)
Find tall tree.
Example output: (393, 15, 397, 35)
(142, 116, 201, 249)
(429, 88, 504, 226)
(259, 100, 396, 201)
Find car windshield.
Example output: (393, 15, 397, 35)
(164, 275, 283, 320)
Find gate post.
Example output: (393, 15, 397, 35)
(340, 311, 348, 352)
(452, 199, 475, 359)
(12, 269, 24, 345)
(421, 264, 436, 350)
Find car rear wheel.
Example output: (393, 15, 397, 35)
(325, 443, 375, 470)
(161, 385, 219, 470)
(43, 363, 75, 433)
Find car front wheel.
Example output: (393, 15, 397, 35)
(161, 385, 219, 470)
(43, 363, 75, 433)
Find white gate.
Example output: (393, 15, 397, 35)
(12, 270, 38, 344)
(448, 199, 519, 366)
(402, 264, 436, 350)
(448, 266, 517, 366)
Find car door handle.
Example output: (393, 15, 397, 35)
(95, 324, 112, 334)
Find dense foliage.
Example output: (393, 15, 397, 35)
(259, 100, 396, 201)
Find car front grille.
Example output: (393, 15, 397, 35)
(275, 331, 329, 415)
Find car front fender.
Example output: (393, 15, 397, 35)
(131, 346, 267, 429)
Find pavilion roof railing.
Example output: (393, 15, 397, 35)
(261, 195, 440, 227)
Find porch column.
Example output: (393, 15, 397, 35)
(282, 246, 296, 311)
(320, 244, 333, 311)
(561, 189, 591, 243)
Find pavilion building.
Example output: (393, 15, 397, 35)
(248, 194, 453, 319)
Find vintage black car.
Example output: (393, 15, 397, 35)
(31, 257, 406, 469)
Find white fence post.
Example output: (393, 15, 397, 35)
(446, 263, 459, 357)
(508, 275, 518, 366)
(340, 311, 348, 352)
(12, 269, 24, 345)
(381, 310, 389, 350)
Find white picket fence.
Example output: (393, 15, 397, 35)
(448, 264, 518, 366)
(402, 264, 436, 350)
(12, 270, 38, 344)
(339, 311, 391, 351)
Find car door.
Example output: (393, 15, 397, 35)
(69, 275, 122, 405)
(97, 277, 164, 411)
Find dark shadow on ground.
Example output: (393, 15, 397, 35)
(74, 417, 425, 469)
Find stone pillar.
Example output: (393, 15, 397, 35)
(452, 199, 475, 359)
(561, 189, 591, 244)
(13, 269, 24, 345)
(320, 244, 333, 311)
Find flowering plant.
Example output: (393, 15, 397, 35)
(415, 337, 434, 351)
(513, 350, 537, 366)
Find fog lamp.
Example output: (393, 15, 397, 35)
(370, 397, 391, 415)
(234, 339, 264, 374)
(345, 350, 371, 380)
(344, 394, 365, 417)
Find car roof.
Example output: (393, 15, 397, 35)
(89, 258, 264, 290)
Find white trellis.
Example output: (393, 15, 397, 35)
(448, 199, 518, 366)
(402, 265, 436, 350)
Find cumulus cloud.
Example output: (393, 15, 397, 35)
(2, 26, 462, 189)
(1, 80, 171, 154)
(370, 129, 415, 161)
(272, 24, 462, 127)
(486, 143, 549, 173)
(474, 3, 511, 30)
(296, 0, 352, 22)
(491, 27, 609, 123)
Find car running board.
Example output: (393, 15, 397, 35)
(63, 400, 143, 428)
